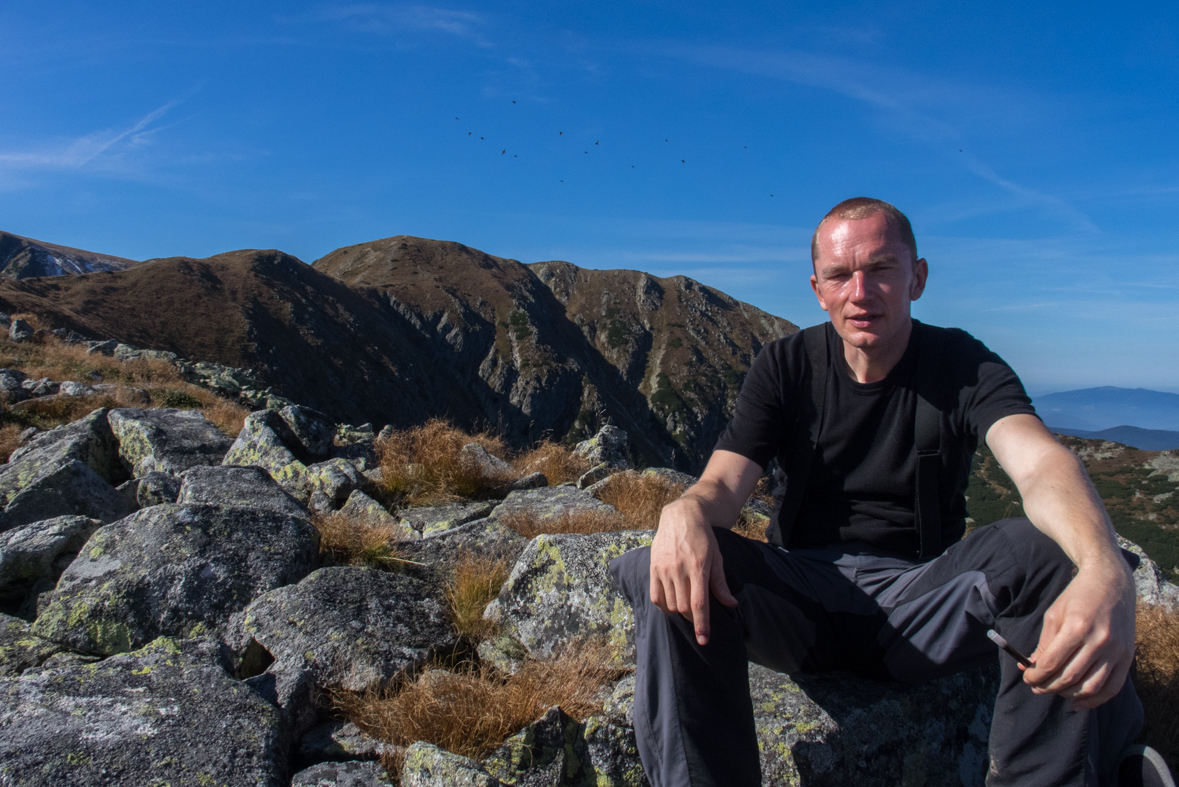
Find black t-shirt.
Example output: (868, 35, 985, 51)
(715, 320, 1037, 556)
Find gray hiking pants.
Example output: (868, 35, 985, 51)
(609, 518, 1144, 786)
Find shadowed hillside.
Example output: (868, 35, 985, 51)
(0, 236, 797, 469)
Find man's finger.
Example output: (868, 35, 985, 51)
(650, 575, 669, 615)
(709, 551, 738, 608)
(691, 569, 710, 646)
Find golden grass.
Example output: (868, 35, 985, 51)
(334, 643, 623, 771)
(497, 507, 629, 538)
(446, 554, 511, 641)
(0, 424, 23, 463)
(594, 471, 686, 531)
(312, 510, 406, 569)
(1135, 602, 1179, 767)
(0, 335, 247, 437)
(734, 510, 770, 542)
(377, 419, 515, 506)
(513, 441, 592, 486)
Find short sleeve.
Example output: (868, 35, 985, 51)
(713, 337, 794, 470)
(950, 330, 1038, 441)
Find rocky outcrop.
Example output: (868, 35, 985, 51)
(0, 637, 289, 786)
(487, 530, 653, 663)
(235, 567, 456, 693)
(0, 392, 1173, 787)
(32, 504, 319, 655)
(107, 407, 234, 475)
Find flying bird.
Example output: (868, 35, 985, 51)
(681, 160, 685, 163)
(595, 141, 599, 145)
(502, 150, 506, 155)
(512, 100, 517, 104)
(559, 131, 563, 135)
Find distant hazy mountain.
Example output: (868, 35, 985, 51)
(0, 231, 139, 278)
(1033, 386, 1179, 431)
(1049, 425, 1179, 451)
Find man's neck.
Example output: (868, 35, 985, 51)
(840, 319, 915, 384)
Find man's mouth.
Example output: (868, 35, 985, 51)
(847, 314, 879, 328)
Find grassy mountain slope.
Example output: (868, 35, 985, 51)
(967, 437, 1179, 574)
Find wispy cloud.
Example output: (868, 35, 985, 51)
(663, 43, 1097, 232)
(321, 3, 492, 46)
(0, 95, 188, 173)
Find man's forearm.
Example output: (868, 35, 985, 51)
(1017, 444, 1125, 573)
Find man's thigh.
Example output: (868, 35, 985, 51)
(872, 517, 1076, 682)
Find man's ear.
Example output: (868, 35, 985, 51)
(911, 258, 929, 301)
(810, 273, 830, 312)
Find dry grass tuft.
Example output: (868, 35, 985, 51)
(0, 335, 247, 437)
(1135, 602, 1179, 767)
(377, 419, 514, 506)
(312, 510, 406, 569)
(594, 471, 686, 530)
(446, 554, 511, 641)
(497, 507, 629, 538)
(0, 424, 24, 463)
(334, 642, 624, 768)
(512, 441, 591, 486)
(734, 510, 770, 542)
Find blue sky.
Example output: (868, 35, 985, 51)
(2, 1, 1177, 394)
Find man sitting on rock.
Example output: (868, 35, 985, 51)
(611, 197, 1173, 786)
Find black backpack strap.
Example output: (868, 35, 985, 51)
(772, 324, 829, 547)
(914, 325, 947, 560)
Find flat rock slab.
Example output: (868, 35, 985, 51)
(179, 465, 309, 519)
(118, 470, 182, 508)
(0, 458, 134, 530)
(4, 408, 123, 487)
(750, 663, 999, 786)
(487, 530, 654, 663)
(293, 760, 394, 787)
(108, 407, 234, 476)
(399, 518, 527, 579)
(298, 720, 398, 767)
(402, 741, 503, 787)
(32, 504, 319, 655)
(491, 487, 617, 523)
(0, 613, 63, 677)
(0, 637, 288, 786)
(238, 566, 457, 692)
(0, 515, 102, 605)
(399, 501, 495, 537)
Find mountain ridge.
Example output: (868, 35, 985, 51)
(0, 234, 797, 470)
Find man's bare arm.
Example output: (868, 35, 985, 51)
(650, 450, 764, 646)
(986, 413, 1135, 710)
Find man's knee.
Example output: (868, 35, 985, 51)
(609, 546, 652, 608)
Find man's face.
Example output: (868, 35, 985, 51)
(810, 211, 928, 354)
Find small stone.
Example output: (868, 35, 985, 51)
(292, 760, 394, 787)
(573, 425, 630, 469)
(7, 319, 33, 343)
(508, 472, 547, 491)
(85, 339, 118, 356)
(399, 501, 495, 538)
(460, 442, 513, 478)
(577, 463, 613, 489)
(339, 490, 419, 541)
(281, 405, 336, 458)
(297, 720, 398, 767)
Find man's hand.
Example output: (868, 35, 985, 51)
(650, 497, 738, 646)
(648, 450, 762, 646)
(1023, 558, 1136, 710)
(987, 413, 1137, 710)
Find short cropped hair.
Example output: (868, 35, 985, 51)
(810, 197, 918, 267)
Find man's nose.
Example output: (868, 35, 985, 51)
(850, 270, 868, 300)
